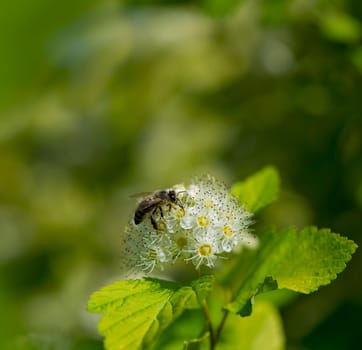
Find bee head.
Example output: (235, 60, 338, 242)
(168, 190, 177, 202)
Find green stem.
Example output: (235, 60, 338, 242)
(202, 300, 215, 350)
(214, 309, 229, 346)
(183, 331, 210, 350)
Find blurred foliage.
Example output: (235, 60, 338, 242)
(0, 0, 361, 349)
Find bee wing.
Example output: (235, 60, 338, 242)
(137, 197, 163, 211)
(129, 192, 155, 199)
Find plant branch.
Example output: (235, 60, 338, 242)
(183, 331, 210, 350)
(214, 309, 229, 346)
(202, 300, 215, 350)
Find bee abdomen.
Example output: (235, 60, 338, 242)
(134, 210, 145, 225)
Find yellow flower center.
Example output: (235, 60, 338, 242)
(223, 225, 234, 238)
(197, 215, 210, 227)
(198, 244, 213, 257)
(203, 198, 215, 208)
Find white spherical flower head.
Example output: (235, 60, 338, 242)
(121, 175, 256, 276)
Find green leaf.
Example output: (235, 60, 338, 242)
(238, 277, 278, 317)
(190, 274, 215, 303)
(231, 166, 280, 212)
(87, 275, 214, 350)
(226, 227, 357, 315)
(154, 309, 206, 350)
(218, 302, 285, 350)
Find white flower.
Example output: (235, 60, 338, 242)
(121, 175, 256, 276)
(214, 197, 255, 252)
(184, 233, 221, 269)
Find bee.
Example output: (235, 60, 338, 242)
(132, 190, 184, 230)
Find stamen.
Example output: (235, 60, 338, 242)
(197, 215, 210, 227)
(223, 225, 234, 238)
(198, 243, 213, 257)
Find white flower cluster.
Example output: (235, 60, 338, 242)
(121, 175, 257, 277)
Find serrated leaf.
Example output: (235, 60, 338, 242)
(87, 275, 214, 350)
(231, 166, 280, 212)
(226, 227, 357, 315)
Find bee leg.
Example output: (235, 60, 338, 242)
(174, 199, 185, 216)
(151, 215, 159, 230)
(176, 198, 184, 210)
(159, 206, 164, 218)
(151, 206, 163, 230)
(150, 207, 158, 230)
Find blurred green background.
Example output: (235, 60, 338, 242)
(0, 0, 361, 349)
